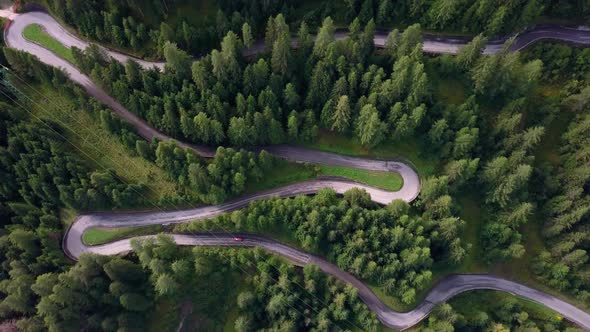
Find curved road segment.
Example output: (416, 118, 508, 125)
(2, 6, 590, 331)
(65, 229, 590, 330)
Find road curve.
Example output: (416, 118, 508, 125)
(2, 9, 420, 203)
(6, 9, 590, 67)
(65, 228, 590, 331)
(4, 6, 590, 332)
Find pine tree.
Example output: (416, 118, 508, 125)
(385, 29, 400, 59)
(355, 104, 387, 147)
(456, 34, 488, 70)
(287, 111, 299, 141)
(163, 41, 191, 79)
(283, 83, 300, 111)
(428, 0, 462, 28)
(271, 36, 290, 75)
(377, 0, 393, 24)
(397, 24, 422, 59)
(306, 61, 332, 109)
(228, 117, 251, 146)
(332, 95, 351, 133)
(297, 21, 313, 54)
(242, 22, 253, 48)
(313, 17, 335, 58)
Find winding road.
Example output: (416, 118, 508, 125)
(2, 6, 590, 331)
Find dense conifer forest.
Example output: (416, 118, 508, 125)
(1, 0, 590, 331)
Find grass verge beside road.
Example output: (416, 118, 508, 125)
(23, 24, 75, 63)
(247, 158, 405, 193)
(318, 164, 403, 191)
(83, 225, 163, 245)
(245, 160, 315, 194)
(303, 130, 437, 176)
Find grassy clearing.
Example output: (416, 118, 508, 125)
(302, 130, 437, 176)
(535, 15, 586, 26)
(403, 192, 488, 314)
(82, 225, 163, 245)
(246, 158, 404, 194)
(187, 270, 243, 330)
(318, 164, 403, 191)
(245, 159, 315, 194)
(408, 193, 564, 316)
(431, 75, 468, 106)
(534, 110, 573, 167)
(20, 83, 182, 204)
(23, 24, 75, 63)
(426, 58, 469, 105)
(434, 77, 468, 105)
(444, 194, 487, 274)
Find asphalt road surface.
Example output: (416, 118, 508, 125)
(65, 230, 590, 331)
(3, 6, 590, 331)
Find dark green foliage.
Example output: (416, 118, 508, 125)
(73, 20, 554, 267)
(534, 90, 590, 302)
(37, 0, 206, 55)
(133, 235, 380, 330)
(0, 78, 160, 324)
(236, 262, 379, 331)
(155, 143, 274, 204)
(34, 0, 340, 57)
(180, 187, 466, 304)
(471, 43, 542, 99)
(525, 42, 590, 82)
(33, 255, 154, 332)
(417, 294, 579, 331)
(40, 0, 151, 52)
(425, 36, 546, 264)
(75, 17, 431, 148)
(477, 100, 544, 262)
(0, 116, 143, 210)
(3, 47, 69, 85)
(31, 0, 590, 65)
(345, 0, 547, 35)
(0, 206, 67, 319)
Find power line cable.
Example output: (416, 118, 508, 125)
(0, 70, 366, 331)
